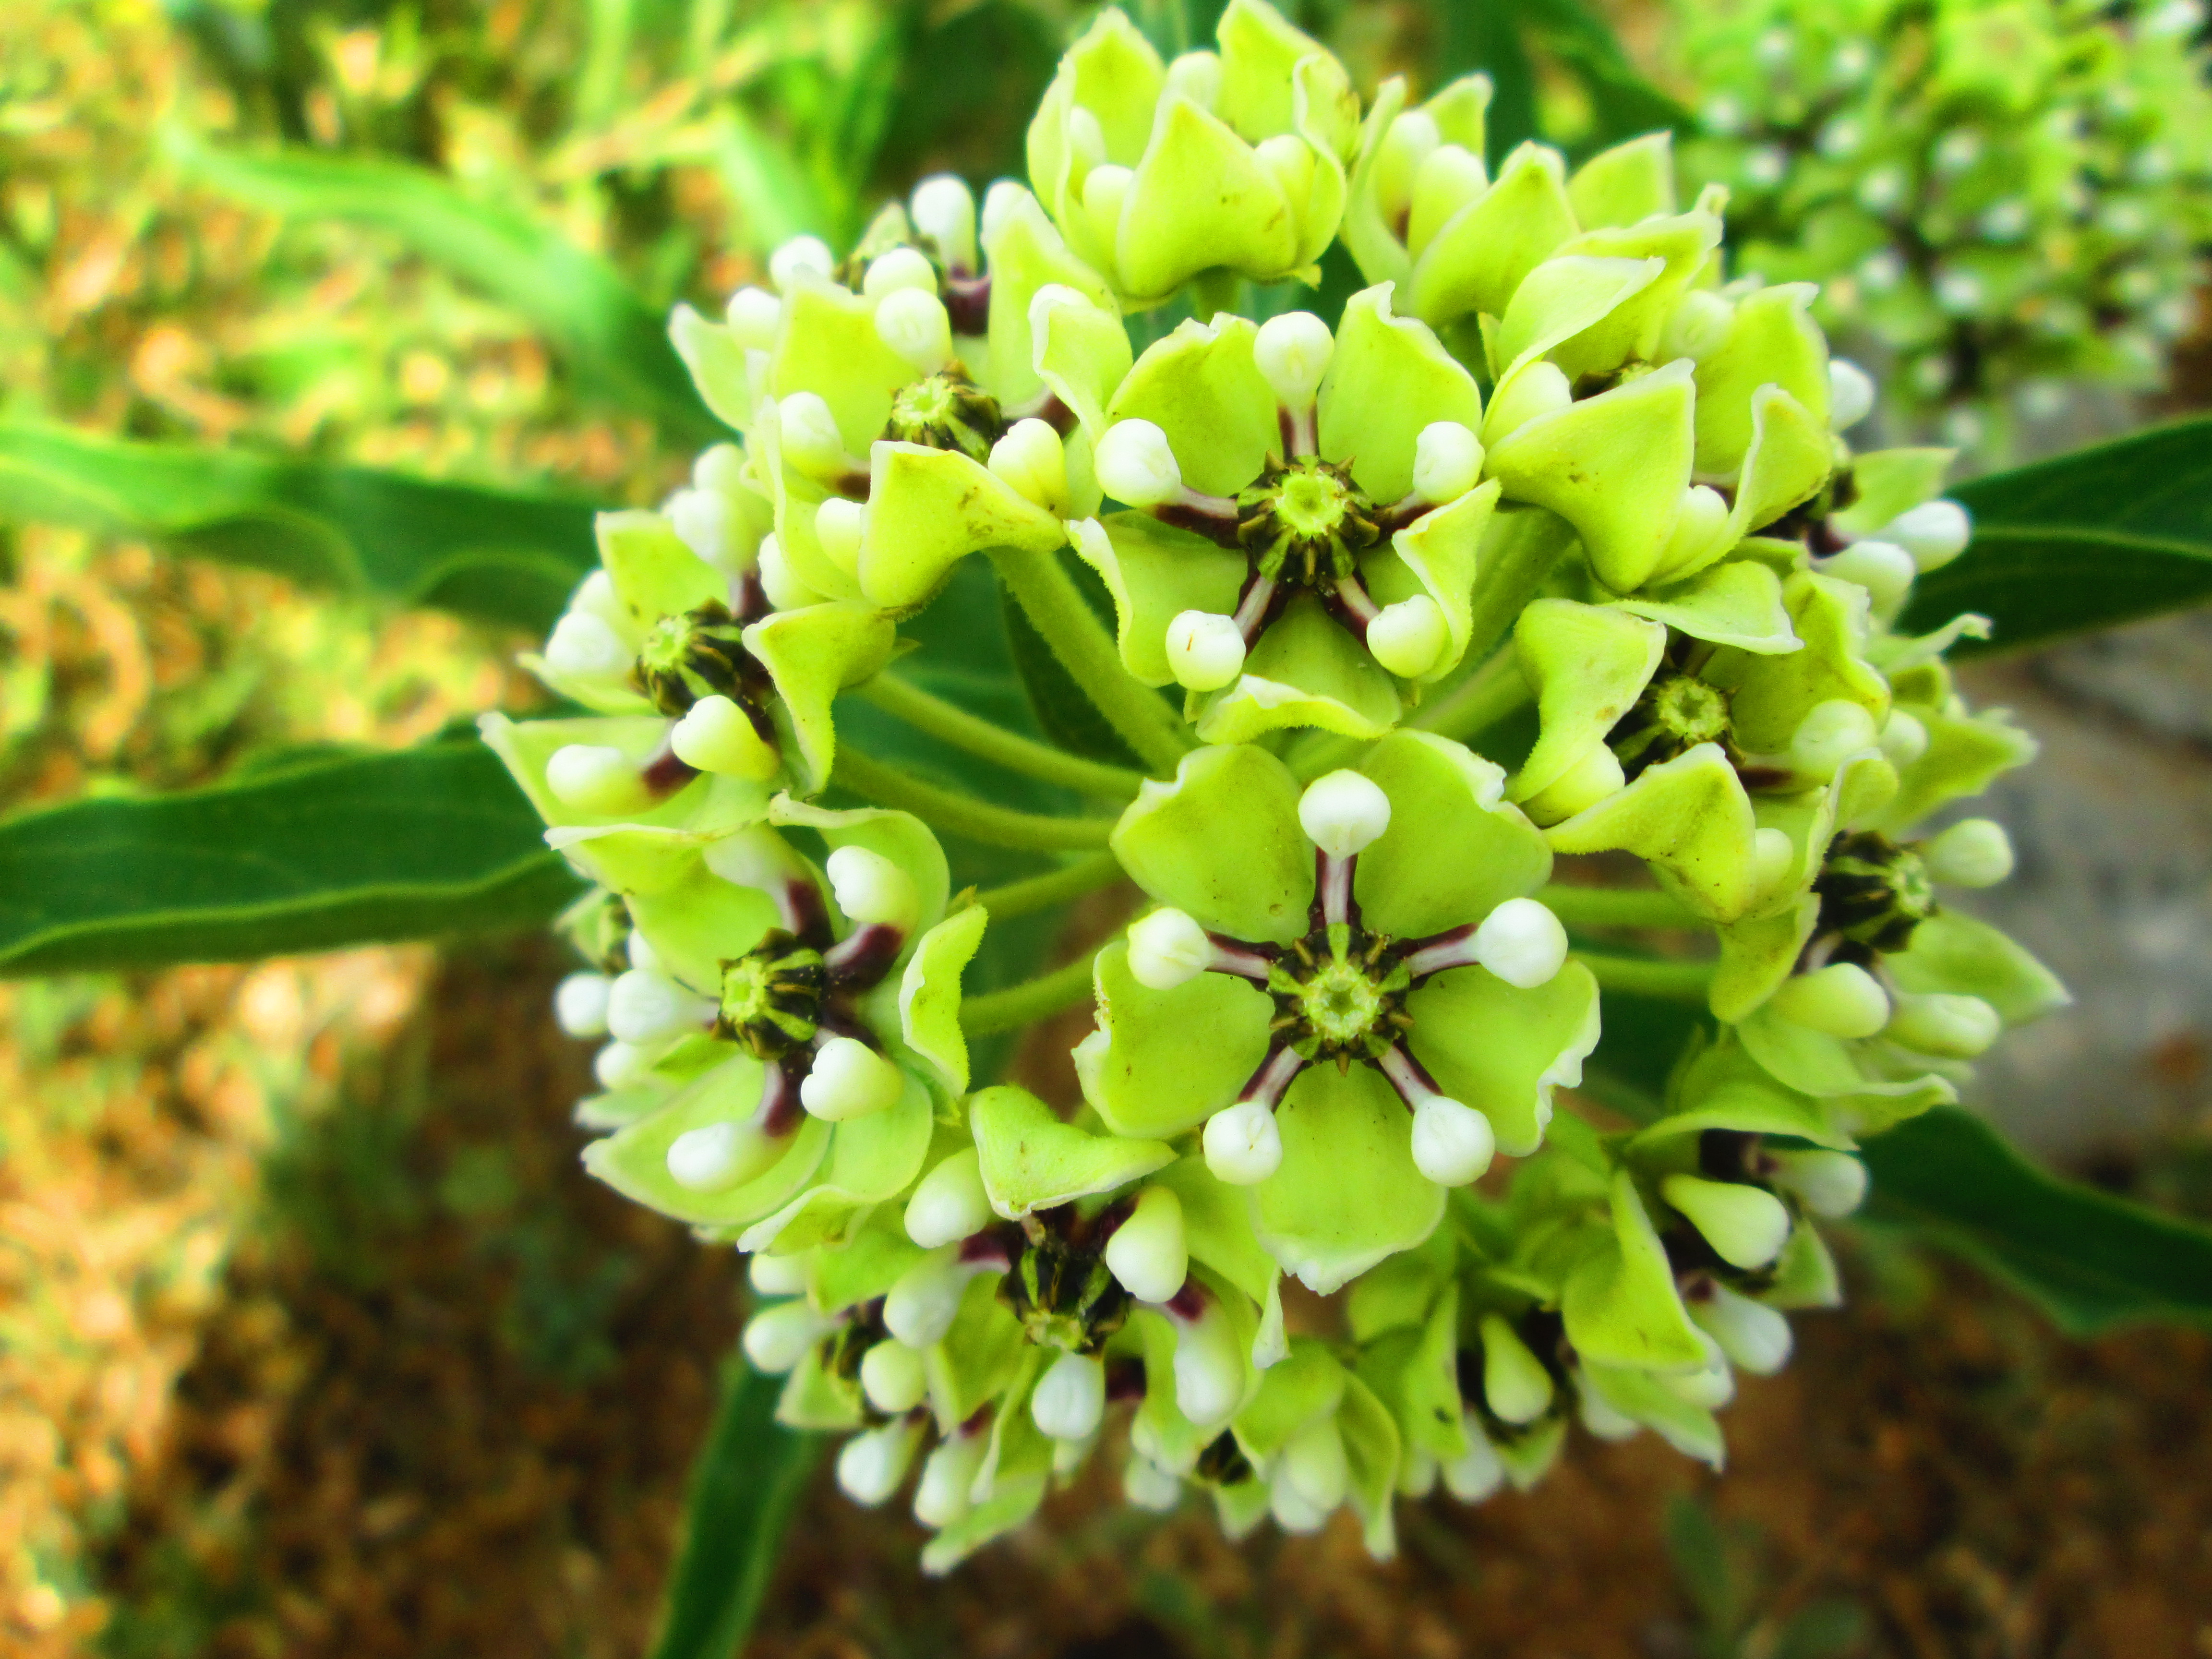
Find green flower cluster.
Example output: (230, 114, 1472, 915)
(1674, 0, 2212, 453)
(486, 0, 2064, 1571)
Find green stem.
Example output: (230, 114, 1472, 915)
(1411, 649, 1533, 745)
(971, 850, 1126, 920)
(1539, 884, 1698, 930)
(834, 750, 1116, 851)
(959, 948, 1102, 1036)
(987, 544, 1193, 779)
(1572, 951, 1715, 1004)
(857, 672, 1144, 800)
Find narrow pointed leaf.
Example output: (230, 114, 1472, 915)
(1901, 419, 2212, 654)
(0, 422, 599, 633)
(0, 739, 578, 975)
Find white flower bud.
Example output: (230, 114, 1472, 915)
(749, 1251, 809, 1295)
(1407, 143, 1489, 255)
(860, 1340, 929, 1414)
(1031, 1350, 1106, 1442)
(1691, 1284, 1793, 1375)
(1298, 769, 1392, 858)
(1660, 289, 1735, 362)
(1484, 360, 1573, 440)
(862, 245, 938, 301)
(1367, 594, 1450, 680)
(667, 486, 744, 573)
(904, 1148, 992, 1249)
(1252, 135, 1317, 219)
(1885, 991, 2002, 1058)
(1377, 109, 1441, 195)
(1065, 105, 1107, 169)
(725, 285, 781, 348)
(546, 744, 648, 814)
(1524, 743, 1625, 825)
(1479, 1314, 1553, 1425)
(1767, 1149, 1868, 1218)
(1253, 311, 1333, 413)
(826, 844, 919, 930)
(1858, 248, 1905, 292)
(838, 1419, 923, 1506)
(1823, 539, 1916, 613)
(593, 1039, 658, 1091)
(1280, 1414, 1349, 1511)
(979, 179, 1025, 245)
(1398, 1444, 1439, 1497)
(884, 1248, 968, 1348)
(1126, 907, 1214, 991)
(913, 1430, 987, 1527)
(1789, 699, 1881, 778)
(1751, 827, 1796, 901)
(1203, 1101, 1283, 1186)
(1661, 1350, 1736, 1409)
(545, 610, 633, 681)
(1441, 1414, 1505, 1501)
(777, 392, 850, 478)
(1095, 419, 1184, 506)
(1880, 500, 1972, 571)
(1816, 115, 1863, 160)
(800, 1036, 907, 1121)
(1925, 818, 2014, 887)
(742, 1299, 827, 1373)
(1827, 358, 1876, 429)
(873, 286, 954, 373)
(1163, 48, 1222, 109)
(1934, 267, 1984, 316)
(1165, 610, 1246, 690)
(910, 174, 978, 272)
(1579, 1379, 1642, 1442)
(1700, 93, 1745, 136)
(1410, 1096, 1496, 1187)
(1770, 961, 1890, 1039)
(1880, 709, 1930, 768)
(1105, 1185, 1188, 1302)
(756, 532, 820, 611)
(1080, 163, 1134, 243)
(1471, 897, 1569, 989)
(1124, 1456, 1183, 1512)
(670, 695, 781, 781)
(667, 1119, 781, 1193)
(1270, 1465, 1329, 1534)
(571, 568, 625, 626)
(1660, 1175, 1792, 1270)
(1657, 483, 1730, 576)
(987, 418, 1068, 513)
(554, 972, 613, 1037)
(1743, 145, 1787, 187)
(1169, 1303, 1244, 1428)
(1412, 420, 1484, 503)
(768, 234, 834, 292)
(607, 969, 716, 1045)
(813, 497, 866, 577)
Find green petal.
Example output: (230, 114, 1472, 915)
(1547, 203, 1724, 383)
(1872, 702, 2036, 832)
(1628, 1042, 1854, 1154)
(1250, 1061, 1446, 1293)
(769, 796, 953, 936)
(1703, 570, 1888, 753)
(1710, 893, 1820, 1024)
(1074, 513, 1246, 687)
(626, 856, 779, 988)
(1831, 447, 1954, 538)
(736, 1071, 935, 1253)
(1706, 386, 1832, 558)
(1484, 359, 1696, 594)
(1560, 1170, 1710, 1371)
(1340, 77, 1413, 285)
(1545, 744, 1760, 921)
(583, 1056, 831, 1226)
(669, 304, 755, 433)
(1317, 285, 1484, 504)
(1355, 729, 1552, 938)
(1195, 593, 1403, 744)
(1407, 144, 1580, 327)
(1609, 558, 1799, 653)
(920, 1475, 1048, 1577)
(747, 600, 895, 794)
(599, 509, 727, 624)
(1578, 1363, 1724, 1467)
(1076, 941, 1276, 1137)
(1231, 1338, 1345, 1464)
(1028, 281, 1133, 440)
(1406, 958, 1600, 1156)
(1338, 1372, 1404, 1559)
(1737, 1006, 1960, 1114)
(1352, 1284, 1466, 1459)
(1216, 0, 1344, 145)
(1117, 97, 1298, 302)
(756, 421, 861, 602)
(1510, 597, 1667, 805)
(1484, 253, 1662, 423)
(1889, 910, 2069, 1023)
(1389, 481, 1501, 681)
(925, 1270, 1029, 1430)
(970, 1083, 1176, 1218)
(859, 444, 1067, 613)
(807, 1206, 926, 1314)
(899, 903, 988, 1094)
(981, 189, 1120, 411)
(1151, 1154, 1286, 1362)
(770, 283, 920, 453)
(1110, 742, 1312, 942)
(1108, 314, 1276, 497)
(1692, 283, 1831, 480)
(1566, 131, 1676, 228)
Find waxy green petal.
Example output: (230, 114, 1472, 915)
(1194, 594, 1403, 744)
(1317, 285, 1484, 504)
(1703, 571, 1888, 753)
(735, 1073, 935, 1253)
(1076, 514, 1246, 687)
(1566, 131, 1676, 229)
(1355, 730, 1552, 939)
(1889, 911, 2069, 1023)
(858, 444, 1068, 613)
(1561, 1170, 1710, 1371)
(770, 283, 919, 452)
(900, 903, 988, 1094)
(1390, 481, 1501, 682)
(1405, 959, 1600, 1156)
(583, 1056, 830, 1226)
(1511, 598, 1668, 805)
(1691, 284, 1831, 480)
(1078, 941, 1276, 1137)
(1407, 144, 1580, 327)
(746, 600, 896, 791)
(1107, 315, 1277, 497)
(1117, 98, 1301, 303)
(1110, 742, 1312, 941)
(970, 1083, 1175, 1218)
(1610, 559, 1800, 653)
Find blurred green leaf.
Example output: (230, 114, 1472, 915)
(1902, 417, 2212, 654)
(0, 738, 577, 975)
(1520, 0, 1693, 149)
(0, 421, 599, 633)
(1430, 0, 1537, 160)
(167, 130, 716, 435)
(999, 550, 1149, 772)
(1861, 1106, 2212, 1335)
(647, 1361, 820, 1659)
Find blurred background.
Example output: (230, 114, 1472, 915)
(1, 0, 2210, 1653)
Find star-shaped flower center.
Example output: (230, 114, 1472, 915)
(885, 369, 1004, 462)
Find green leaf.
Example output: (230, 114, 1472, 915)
(1902, 418, 2212, 655)
(999, 549, 1149, 771)
(0, 739, 578, 975)
(1861, 1106, 2212, 1335)
(0, 421, 600, 634)
(166, 131, 715, 435)
(647, 1360, 821, 1659)
(1517, 0, 1692, 152)
(1429, 0, 1538, 163)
